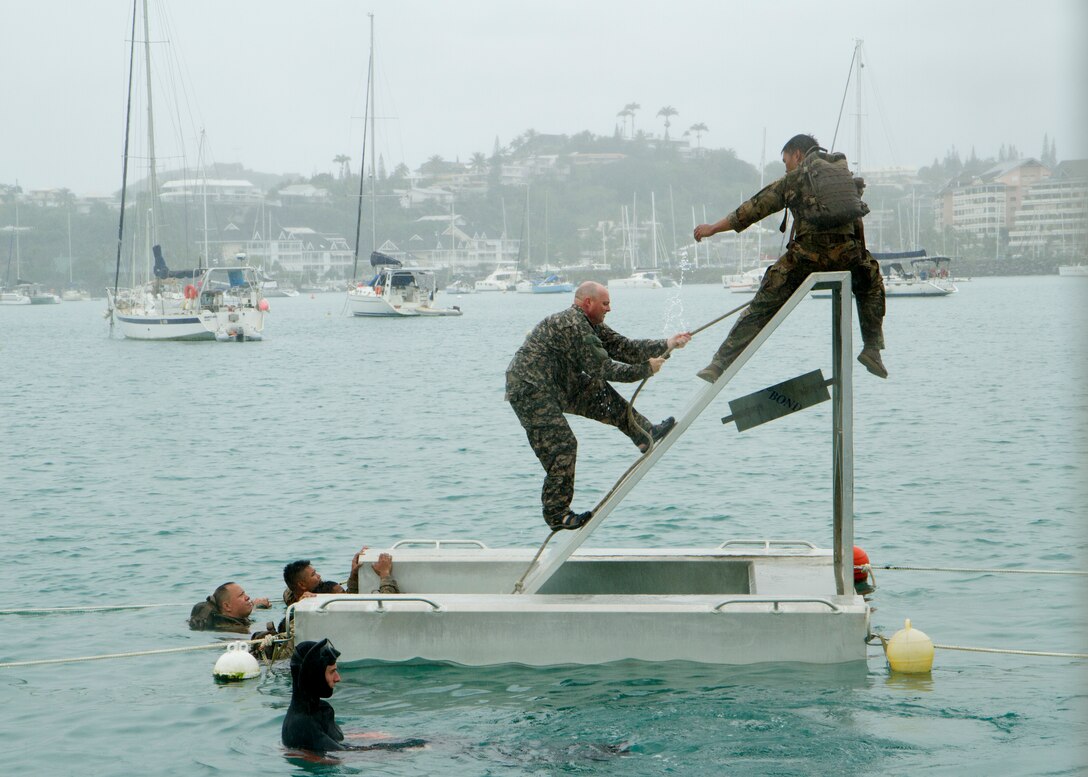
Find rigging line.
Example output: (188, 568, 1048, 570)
(876, 565, 1087, 576)
(0, 603, 193, 615)
(0, 636, 292, 670)
(830, 43, 857, 152)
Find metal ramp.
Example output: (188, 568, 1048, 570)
(514, 271, 856, 595)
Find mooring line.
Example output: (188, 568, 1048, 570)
(876, 565, 1087, 576)
(0, 603, 194, 615)
(0, 635, 291, 669)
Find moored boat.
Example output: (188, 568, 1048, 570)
(608, 269, 675, 289)
(348, 252, 462, 317)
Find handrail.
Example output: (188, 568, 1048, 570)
(713, 597, 842, 613)
(314, 595, 443, 613)
(717, 539, 818, 550)
(390, 539, 489, 550)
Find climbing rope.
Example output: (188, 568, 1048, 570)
(0, 634, 293, 669)
(876, 565, 1087, 576)
(0, 603, 192, 615)
(628, 299, 752, 451)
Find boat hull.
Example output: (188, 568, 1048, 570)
(291, 545, 870, 666)
(115, 309, 265, 341)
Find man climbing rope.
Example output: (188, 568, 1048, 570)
(694, 133, 887, 382)
(506, 281, 691, 532)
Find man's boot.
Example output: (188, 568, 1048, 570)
(857, 348, 888, 379)
(696, 360, 725, 383)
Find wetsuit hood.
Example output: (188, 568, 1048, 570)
(290, 639, 340, 700)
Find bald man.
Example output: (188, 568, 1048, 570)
(505, 282, 691, 531)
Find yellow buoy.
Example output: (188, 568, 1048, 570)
(886, 618, 934, 673)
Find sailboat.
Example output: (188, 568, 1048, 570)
(346, 14, 461, 318)
(61, 207, 90, 301)
(106, 0, 266, 341)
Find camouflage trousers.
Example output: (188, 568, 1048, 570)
(508, 376, 652, 522)
(710, 237, 885, 369)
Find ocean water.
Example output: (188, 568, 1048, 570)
(1, 277, 1086, 776)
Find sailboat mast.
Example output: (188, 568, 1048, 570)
(199, 130, 209, 267)
(651, 192, 658, 269)
(351, 12, 374, 280)
(111, 0, 139, 304)
(368, 13, 377, 256)
(141, 0, 159, 277)
(854, 39, 863, 175)
(67, 206, 73, 284)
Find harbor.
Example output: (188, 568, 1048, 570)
(1, 276, 1084, 774)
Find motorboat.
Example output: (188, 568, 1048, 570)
(292, 272, 872, 666)
(722, 264, 769, 294)
(1058, 264, 1087, 277)
(443, 279, 477, 295)
(0, 288, 31, 305)
(474, 266, 520, 292)
(515, 274, 575, 294)
(348, 252, 463, 317)
(254, 267, 299, 298)
(61, 288, 91, 301)
(810, 251, 956, 299)
(108, 253, 267, 341)
(607, 269, 675, 289)
(881, 254, 957, 297)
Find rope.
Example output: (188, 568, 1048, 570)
(0, 635, 291, 669)
(867, 633, 1087, 660)
(627, 299, 752, 451)
(876, 565, 1087, 576)
(933, 644, 1088, 659)
(0, 603, 193, 615)
(512, 531, 558, 594)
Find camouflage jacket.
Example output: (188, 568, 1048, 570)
(729, 160, 859, 241)
(506, 305, 668, 399)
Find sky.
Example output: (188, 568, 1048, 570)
(1, 0, 1085, 196)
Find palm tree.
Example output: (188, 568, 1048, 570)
(616, 107, 632, 139)
(333, 154, 351, 179)
(470, 151, 488, 175)
(688, 122, 708, 148)
(624, 102, 641, 137)
(657, 106, 678, 140)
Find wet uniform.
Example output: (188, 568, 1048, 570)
(506, 305, 668, 523)
(707, 159, 885, 371)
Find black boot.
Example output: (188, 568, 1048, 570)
(546, 510, 594, 532)
(638, 416, 676, 452)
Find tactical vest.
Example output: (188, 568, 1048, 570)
(793, 148, 870, 229)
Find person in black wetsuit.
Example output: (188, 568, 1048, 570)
(281, 638, 424, 754)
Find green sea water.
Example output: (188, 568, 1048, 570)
(1, 277, 1086, 775)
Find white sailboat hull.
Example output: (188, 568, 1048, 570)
(115, 308, 265, 341)
(1058, 264, 1088, 277)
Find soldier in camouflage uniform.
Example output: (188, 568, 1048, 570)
(694, 134, 887, 382)
(506, 282, 691, 531)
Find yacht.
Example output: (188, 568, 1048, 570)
(348, 252, 462, 317)
(474, 266, 520, 292)
(608, 269, 675, 289)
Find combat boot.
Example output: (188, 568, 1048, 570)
(638, 416, 676, 452)
(857, 348, 888, 379)
(696, 360, 725, 383)
(546, 510, 593, 532)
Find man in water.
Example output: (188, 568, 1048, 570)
(282, 638, 425, 754)
(188, 582, 271, 633)
(693, 133, 887, 382)
(283, 549, 399, 606)
(506, 281, 691, 531)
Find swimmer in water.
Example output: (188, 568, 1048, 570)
(281, 638, 425, 754)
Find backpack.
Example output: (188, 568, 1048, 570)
(793, 148, 870, 229)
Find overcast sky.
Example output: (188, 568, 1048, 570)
(2, 0, 1085, 195)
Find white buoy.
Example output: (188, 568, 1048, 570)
(213, 641, 260, 682)
(886, 618, 935, 673)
